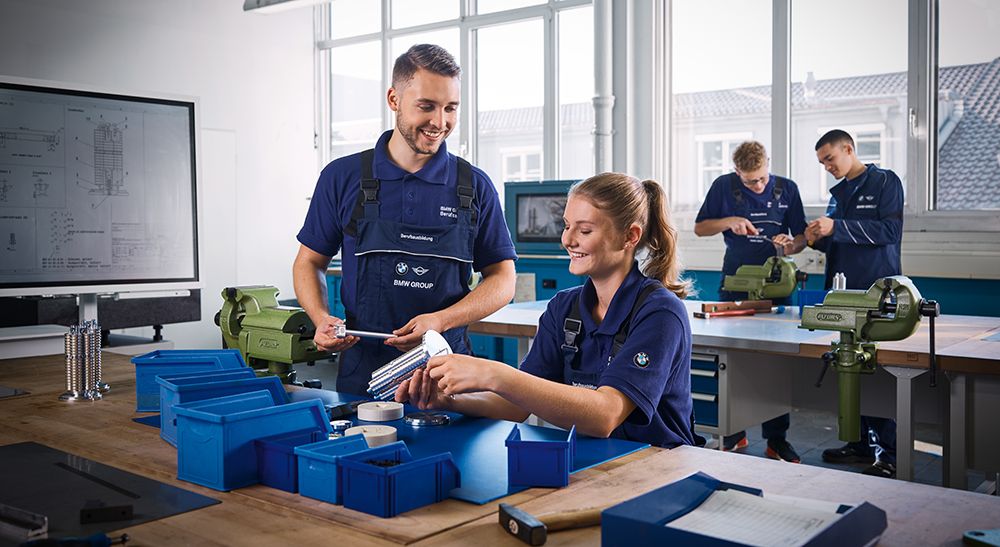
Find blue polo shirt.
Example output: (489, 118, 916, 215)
(812, 164, 903, 290)
(297, 130, 517, 316)
(695, 173, 808, 251)
(519, 263, 695, 448)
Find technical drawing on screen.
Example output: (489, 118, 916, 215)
(0, 76, 201, 297)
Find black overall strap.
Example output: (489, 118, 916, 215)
(562, 282, 664, 359)
(729, 173, 744, 205)
(344, 152, 477, 238)
(772, 176, 783, 202)
(344, 148, 379, 238)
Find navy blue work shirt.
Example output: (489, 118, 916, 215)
(811, 164, 903, 290)
(518, 263, 696, 448)
(297, 130, 517, 317)
(695, 173, 808, 254)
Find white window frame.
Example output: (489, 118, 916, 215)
(501, 147, 544, 182)
(313, 0, 592, 184)
(694, 132, 753, 199)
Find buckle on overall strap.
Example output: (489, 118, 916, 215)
(457, 185, 475, 211)
(360, 178, 380, 204)
(562, 318, 582, 349)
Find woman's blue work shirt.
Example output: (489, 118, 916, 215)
(518, 263, 696, 448)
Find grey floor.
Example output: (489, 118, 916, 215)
(294, 357, 993, 494)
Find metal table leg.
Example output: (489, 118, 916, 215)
(882, 365, 926, 482)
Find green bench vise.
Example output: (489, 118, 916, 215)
(722, 256, 808, 301)
(215, 285, 326, 385)
(800, 276, 939, 442)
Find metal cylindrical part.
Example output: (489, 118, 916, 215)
(833, 272, 847, 291)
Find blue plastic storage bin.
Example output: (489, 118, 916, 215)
(156, 370, 288, 448)
(294, 435, 370, 504)
(339, 441, 460, 518)
(254, 428, 328, 493)
(173, 390, 332, 491)
(131, 349, 246, 411)
(506, 424, 576, 487)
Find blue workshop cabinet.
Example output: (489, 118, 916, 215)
(690, 352, 720, 428)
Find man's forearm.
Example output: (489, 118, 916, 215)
(292, 261, 331, 327)
(433, 260, 516, 332)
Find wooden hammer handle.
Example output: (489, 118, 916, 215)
(537, 507, 605, 531)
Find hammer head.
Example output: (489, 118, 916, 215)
(499, 503, 546, 546)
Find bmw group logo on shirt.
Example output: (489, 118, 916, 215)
(396, 262, 408, 275)
(634, 352, 650, 368)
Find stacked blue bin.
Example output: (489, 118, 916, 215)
(131, 349, 246, 411)
(173, 390, 332, 491)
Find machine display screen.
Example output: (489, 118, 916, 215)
(516, 193, 567, 244)
(0, 76, 201, 297)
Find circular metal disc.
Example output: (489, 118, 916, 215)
(404, 412, 450, 426)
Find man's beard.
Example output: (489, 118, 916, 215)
(396, 110, 448, 157)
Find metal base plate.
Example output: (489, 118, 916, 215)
(0, 442, 218, 546)
(404, 412, 451, 426)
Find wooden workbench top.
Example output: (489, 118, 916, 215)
(2, 351, 999, 546)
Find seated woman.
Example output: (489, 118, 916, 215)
(395, 172, 695, 448)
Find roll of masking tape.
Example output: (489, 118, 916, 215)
(357, 401, 404, 422)
(345, 425, 397, 448)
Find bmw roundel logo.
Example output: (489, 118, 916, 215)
(634, 352, 650, 368)
(396, 262, 408, 275)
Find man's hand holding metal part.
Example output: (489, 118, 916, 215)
(312, 315, 358, 354)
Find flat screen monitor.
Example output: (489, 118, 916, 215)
(0, 75, 202, 298)
(504, 180, 578, 255)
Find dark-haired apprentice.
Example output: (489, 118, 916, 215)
(396, 173, 697, 449)
(809, 129, 904, 479)
(293, 44, 517, 396)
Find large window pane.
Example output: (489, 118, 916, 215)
(476, 19, 544, 196)
(559, 6, 594, 180)
(790, 0, 907, 206)
(391, 0, 459, 29)
(330, 0, 380, 39)
(477, 0, 545, 16)
(937, 0, 1000, 210)
(671, 0, 771, 212)
(390, 30, 462, 154)
(330, 42, 383, 160)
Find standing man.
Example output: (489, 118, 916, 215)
(808, 129, 903, 479)
(694, 140, 807, 463)
(293, 44, 517, 397)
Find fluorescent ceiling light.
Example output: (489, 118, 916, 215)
(243, 0, 329, 14)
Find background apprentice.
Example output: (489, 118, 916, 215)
(693, 140, 807, 462)
(809, 128, 904, 479)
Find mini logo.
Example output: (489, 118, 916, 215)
(634, 352, 650, 368)
(865, 195, 875, 201)
(817, 312, 843, 322)
(395, 262, 408, 275)
(413, 266, 429, 276)
(259, 339, 279, 349)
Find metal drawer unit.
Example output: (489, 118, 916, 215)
(691, 348, 794, 440)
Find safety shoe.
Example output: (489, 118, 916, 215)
(722, 433, 748, 452)
(861, 460, 896, 479)
(821, 445, 875, 464)
(765, 439, 801, 463)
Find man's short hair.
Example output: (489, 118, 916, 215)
(392, 44, 461, 90)
(816, 129, 854, 151)
(732, 141, 768, 173)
